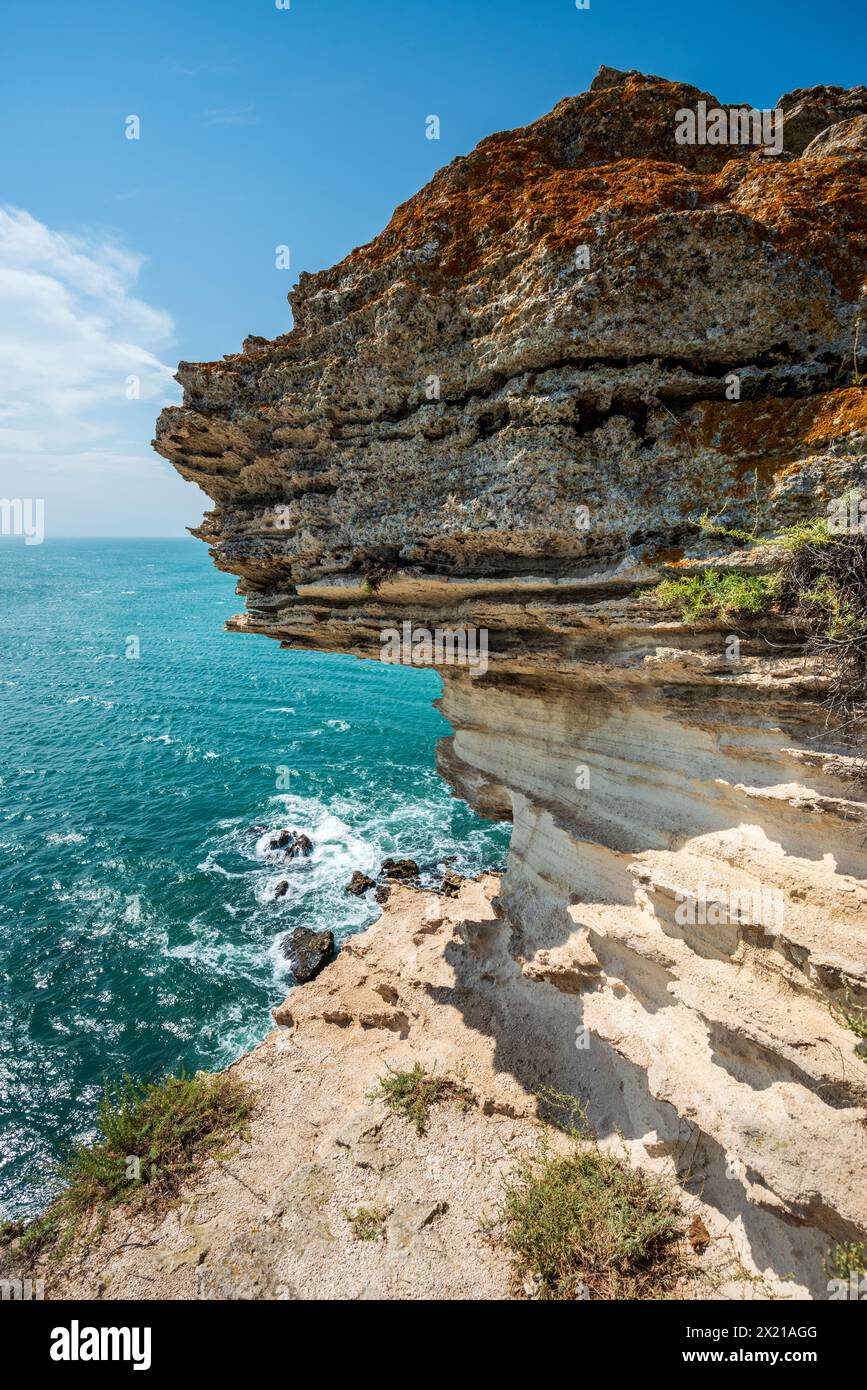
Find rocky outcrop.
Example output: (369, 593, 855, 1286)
(381, 858, 420, 883)
(346, 871, 376, 896)
(440, 869, 463, 898)
(281, 928, 334, 984)
(269, 830, 313, 858)
(155, 68, 867, 1295)
(803, 114, 867, 161)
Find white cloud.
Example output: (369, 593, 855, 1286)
(0, 207, 189, 534)
(199, 104, 258, 127)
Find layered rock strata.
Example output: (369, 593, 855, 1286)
(155, 67, 867, 1295)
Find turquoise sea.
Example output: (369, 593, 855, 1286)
(0, 539, 510, 1221)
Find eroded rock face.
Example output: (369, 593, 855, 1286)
(803, 114, 867, 161)
(281, 928, 334, 983)
(346, 871, 376, 896)
(155, 68, 867, 1290)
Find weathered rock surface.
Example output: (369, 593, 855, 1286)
(154, 68, 867, 1294)
(440, 869, 463, 898)
(346, 871, 376, 896)
(269, 829, 313, 858)
(803, 114, 867, 160)
(29, 881, 782, 1301)
(381, 857, 420, 882)
(281, 927, 334, 983)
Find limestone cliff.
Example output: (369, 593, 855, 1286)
(154, 67, 867, 1295)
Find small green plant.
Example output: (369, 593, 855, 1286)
(765, 516, 833, 553)
(825, 1240, 867, 1282)
(798, 575, 867, 641)
(345, 1205, 390, 1242)
(536, 1086, 592, 1135)
(500, 1137, 688, 1300)
(697, 508, 834, 554)
(652, 570, 777, 623)
(11, 1071, 254, 1262)
(653, 507, 867, 745)
(373, 1063, 475, 1136)
(831, 992, 867, 1060)
(359, 563, 396, 596)
(697, 511, 756, 546)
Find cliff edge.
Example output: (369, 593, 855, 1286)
(149, 67, 867, 1296)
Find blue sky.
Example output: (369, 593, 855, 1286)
(2, 0, 864, 536)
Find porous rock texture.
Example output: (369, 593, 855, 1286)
(154, 68, 867, 1296)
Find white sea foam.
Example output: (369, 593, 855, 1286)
(65, 695, 115, 709)
(197, 851, 248, 879)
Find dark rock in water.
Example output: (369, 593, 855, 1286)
(440, 869, 463, 897)
(346, 871, 376, 896)
(274, 880, 289, 899)
(381, 857, 419, 881)
(375, 884, 391, 906)
(281, 927, 334, 983)
(269, 822, 312, 856)
(268, 829, 313, 857)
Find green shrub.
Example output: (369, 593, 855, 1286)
(775, 528, 867, 738)
(373, 1063, 475, 1136)
(826, 1241, 867, 1282)
(652, 510, 867, 744)
(766, 516, 834, 553)
(697, 512, 756, 545)
(500, 1139, 688, 1300)
(832, 995, 867, 1040)
(12, 1070, 254, 1261)
(697, 511, 833, 553)
(652, 570, 777, 623)
(831, 993, 867, 1063)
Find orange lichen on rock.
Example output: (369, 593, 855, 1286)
(802, 386, 867, 442)
(720, 161, 867, 300)
(697, 389, 867, 462)
(290, 69, 867, 311)
(155, 66, 867, 592)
